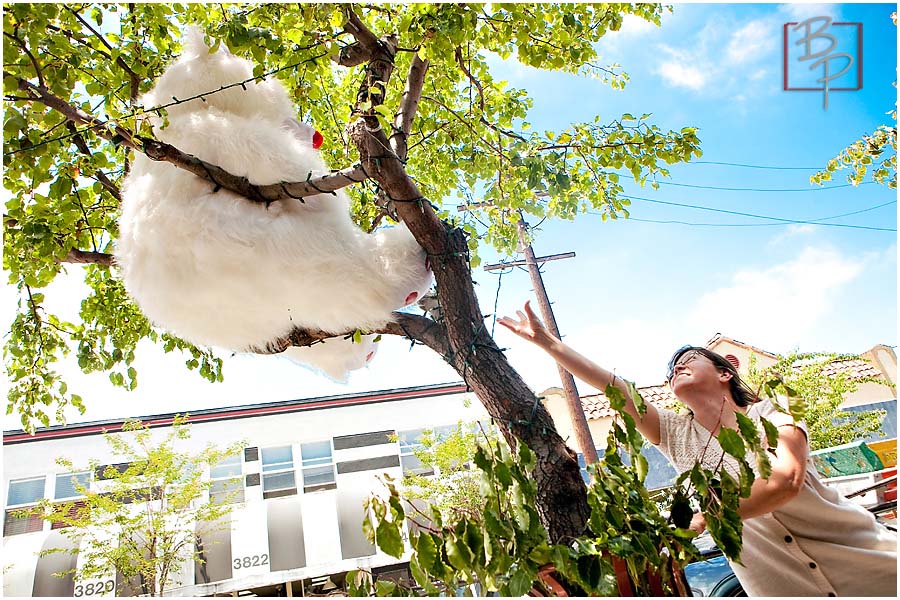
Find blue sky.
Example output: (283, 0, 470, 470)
(3, 3, 897, 431)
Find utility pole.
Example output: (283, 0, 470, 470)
(467, 201, 599, 466)
(512, 211, 599, 466)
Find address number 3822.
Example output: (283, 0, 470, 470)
(233, 554, 270, 569)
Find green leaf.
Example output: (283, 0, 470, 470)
(670, 491, 692, 529)
(4, 110, 27, 134)
(735, 412, 759, 445)
(760, 417, 779, 449)
(634, 453, 648, 483)
(506, 566, 535, 597)
(375, 519, 405, 558)
(445, 534, 473, 571)
(717, 427, 746, 459)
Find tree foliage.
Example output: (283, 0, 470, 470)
(4, 3, 704, 544)
(3, 2, 698, 428)
(351, 382, 779, 596)
(746, 352, 889, 451)
(811, 11, 897, 190)
(21, 416, 245, 597)
(396, 421, 497, 526)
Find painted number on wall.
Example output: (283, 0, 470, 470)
(233, 554, 269, 570)
(74, 580, 115, 597)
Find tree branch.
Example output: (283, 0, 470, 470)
(63, 249, 114, 266)
(342, 7, 397, 117)
(390, 54, 429, 161)
(4, 28, 44, 87)
(7, 74, 369, 203)
(422, 94, 504, 157)
(249, 312, 450, 358)
(63, 5, 143, 87)
(342, 7, 383, 54)
(10, 73, 139, 147)
(333, 41, 372, 67)
(67, 122, 122, 202)
(455, 46, 484, 114)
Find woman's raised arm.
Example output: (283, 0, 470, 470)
(498, 301, 661, 444)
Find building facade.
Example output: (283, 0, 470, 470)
(3, 382, 486, 597)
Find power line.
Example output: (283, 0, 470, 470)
(449, 198, 895, 231)
(655, 180, 875, 192)
(614, 195, 896, 232)
(622, 217, 893, 231)
(4, 52, 328, 158)
(690, 160, 823, 171)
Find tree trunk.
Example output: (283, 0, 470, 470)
(430, 227, 591, 543)
(348, 118, 589, 541)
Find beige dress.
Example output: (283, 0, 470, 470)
(656, 398, 897, 597)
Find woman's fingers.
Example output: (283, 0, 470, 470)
(524, 301, 543, 326)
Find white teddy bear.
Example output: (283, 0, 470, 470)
(117, 29, 433, 381)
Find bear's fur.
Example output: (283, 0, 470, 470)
(117, 29, 432, 381)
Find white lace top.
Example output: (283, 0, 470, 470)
(655, 398, 897, 596)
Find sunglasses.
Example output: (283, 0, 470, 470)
(666, 349, 704, 383)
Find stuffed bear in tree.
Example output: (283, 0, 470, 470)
(117, 29, 433, 381)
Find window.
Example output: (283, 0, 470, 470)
(55, 471, 91, 500)
(49, 471, 92, 530)
(300, 441, 336, 493)
(209, 454, 244, 504)
(398, 425, 459, 477)
(5, 476, 46, 536)
(261, 446, 296, 499)
(398, 429, 433, 476)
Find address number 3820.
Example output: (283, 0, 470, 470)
(74, 580, 115, 596)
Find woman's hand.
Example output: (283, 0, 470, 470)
(689, 511, 707, 535)
(497, 301, 556, 347)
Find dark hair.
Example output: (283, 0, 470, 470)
(667, 346, 759, 408)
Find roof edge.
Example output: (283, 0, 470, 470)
(3, 381, 468, 445)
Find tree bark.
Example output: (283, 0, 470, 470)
(333, 7, 590, 542)
(346, 120, 589, 543)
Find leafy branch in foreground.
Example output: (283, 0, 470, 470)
(747, 352, 889, 450)
(395, 421, 497, 526)
(349, 382, 777, 596)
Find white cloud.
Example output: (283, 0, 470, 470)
(768, 223, 818, 245)
(616, 13, 660, 38)
(655, 45, 710, 90)
(652, 11, 785, 101)
(600, 13, 666, 56)
(657, 60, 708, 90)
(785, 223, 817, 235)
(685, 246, 864, 351)
(727, 21, 774, 64)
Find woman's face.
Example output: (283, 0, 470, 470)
(668, 350, 729, 396)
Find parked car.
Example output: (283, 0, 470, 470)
(683, 532, 744, 597)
